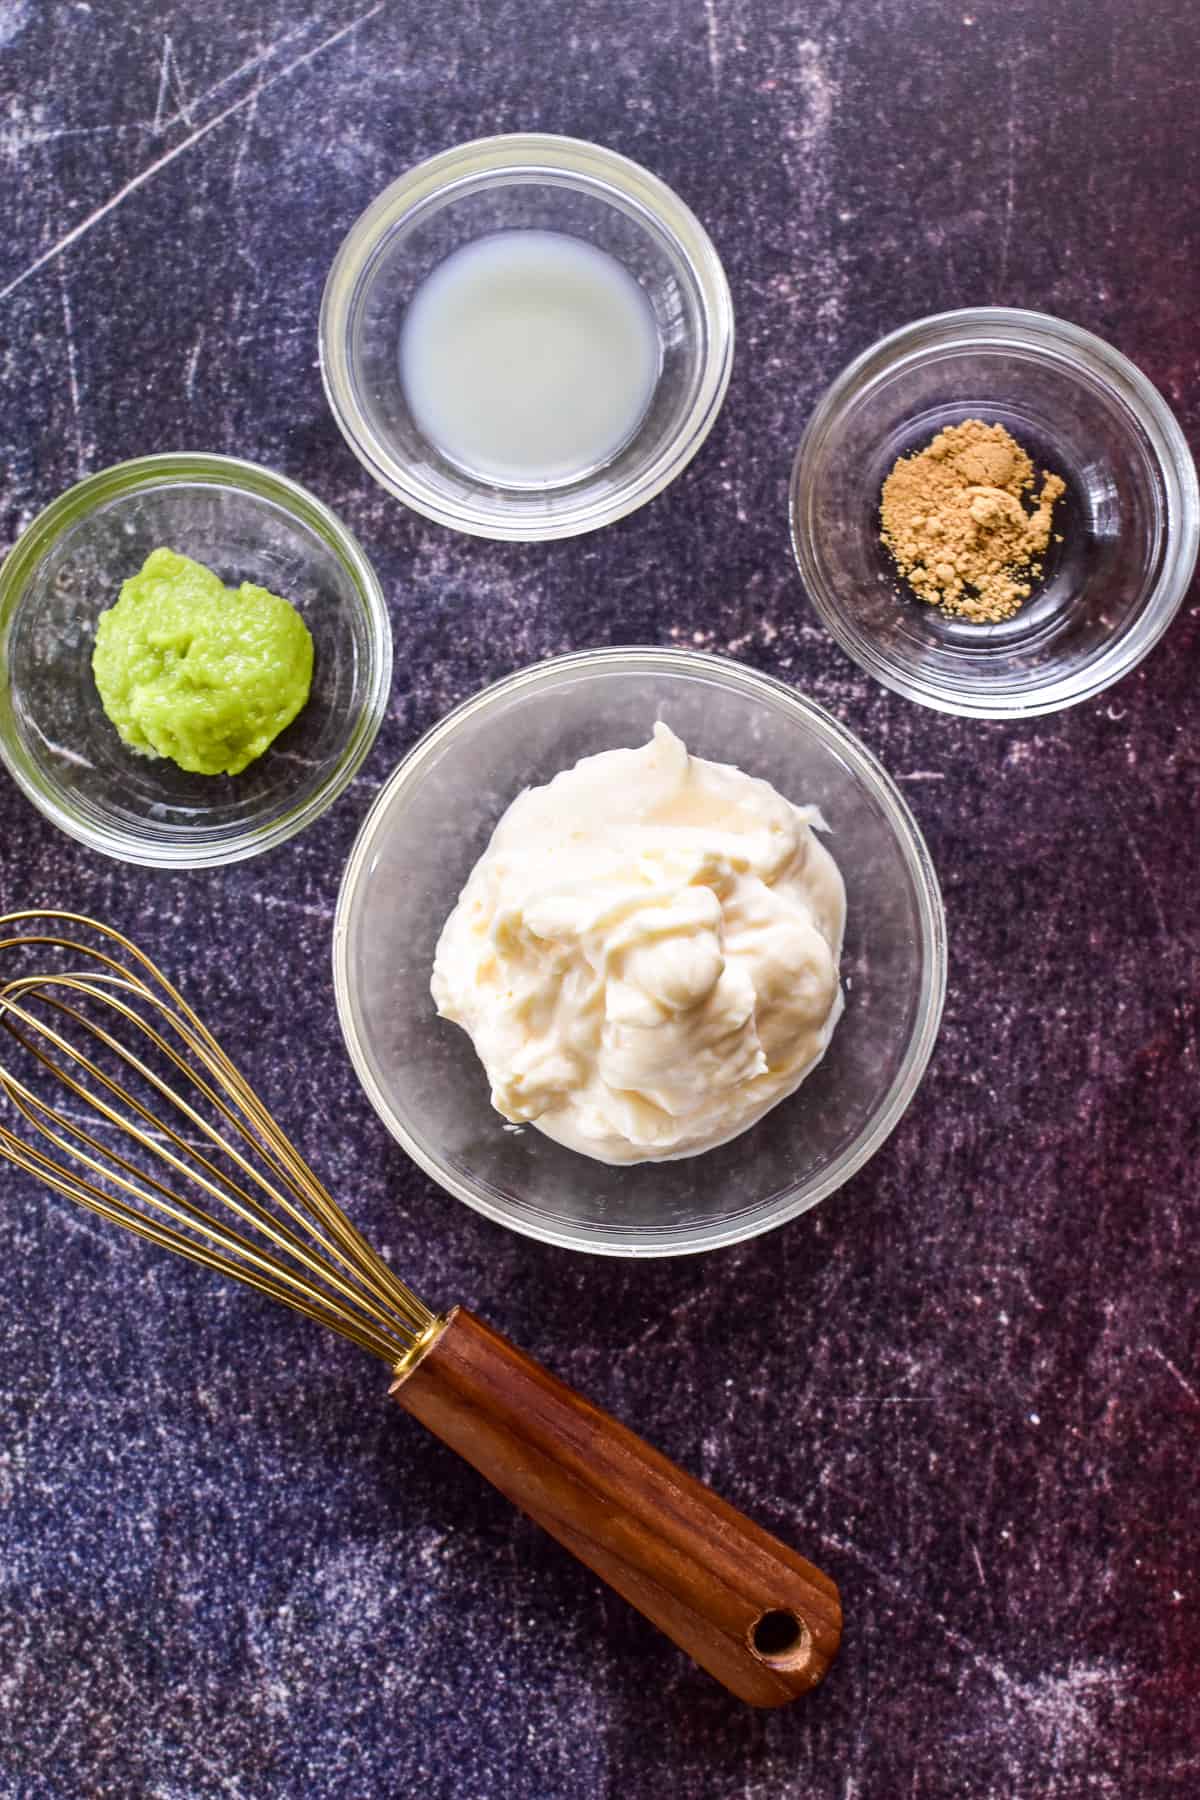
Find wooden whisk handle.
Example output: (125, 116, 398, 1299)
(390, 1307, 841, 1706)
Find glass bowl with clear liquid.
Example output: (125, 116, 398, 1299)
(319, 135, 734, 542)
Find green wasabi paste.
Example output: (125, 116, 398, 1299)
(92, 548, 314, 777)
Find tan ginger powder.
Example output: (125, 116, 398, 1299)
(880, 419, 1066, 623)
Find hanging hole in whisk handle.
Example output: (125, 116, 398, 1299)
(749, 1608, 812, 1668)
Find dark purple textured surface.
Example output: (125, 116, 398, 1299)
(2, 2, 1198, 1795)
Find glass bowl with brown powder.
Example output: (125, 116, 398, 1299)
(789, 309, 1197, 718)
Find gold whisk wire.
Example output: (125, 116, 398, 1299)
(0, 911, 436, 1364)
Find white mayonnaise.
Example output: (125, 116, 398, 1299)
(432, 724, 846, 1165)
(399, 229, 661, 487)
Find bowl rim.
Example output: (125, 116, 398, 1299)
(318, 132, 735, 542)
(332, 645, 948, 1257)
(789, 305, 1200, 720)
(0, 452, 393, 868)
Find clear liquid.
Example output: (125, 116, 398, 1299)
(399, 230, 662, 488)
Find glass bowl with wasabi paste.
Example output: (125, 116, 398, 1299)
(0, 454, 390, 867)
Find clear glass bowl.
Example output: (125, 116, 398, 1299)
(319, 134, 734, 541)
(790, 308, 1199, 718)
(334, 649, 946, 1257)
(0, 455, 391, 867)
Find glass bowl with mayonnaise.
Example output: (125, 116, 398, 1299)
(334, 649, 946, 1257)
(319, 135, 734, 541)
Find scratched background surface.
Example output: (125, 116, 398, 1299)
(1, 1, 1199, 1795)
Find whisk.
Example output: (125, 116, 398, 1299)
(0, 910, 840, 1707)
